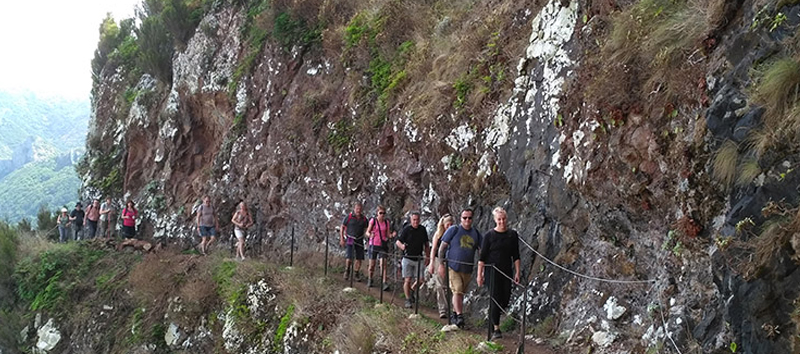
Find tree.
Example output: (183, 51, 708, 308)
(36, 205, 58, 241)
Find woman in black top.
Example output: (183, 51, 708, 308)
(477, 207, 521, 340)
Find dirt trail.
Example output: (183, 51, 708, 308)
(331, 269, 559, 354)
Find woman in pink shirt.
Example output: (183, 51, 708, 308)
(121, 200, 138, 239)
(365, 205, 395, 290)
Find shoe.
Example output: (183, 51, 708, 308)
(404, 300, 413, 308)
(456, 314, 465, 329)
(355, 271, 363, 282)
(382, 284, 391, 292)
(449, 313, 458, 326)
(491, 330, 503, 340)
(343, 270, 350, 281)
(367, 279, 374, 288)
(439, 313, 448, 319)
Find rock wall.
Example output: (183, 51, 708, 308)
(81, 0, 800, 352)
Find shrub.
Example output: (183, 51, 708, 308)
(36, 205, 58, 241)
(0, 222, 18, 308)
(748, 56, 800, 153)
(137, 15, 175, 84)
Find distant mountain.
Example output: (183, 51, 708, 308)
(0, 90, 87, 223)
(0, 90, 89, 159)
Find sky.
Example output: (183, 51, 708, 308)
(0, 0, 141, 99)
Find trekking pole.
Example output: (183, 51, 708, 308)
(379, 257, 384, 304)
(290, 225, 295, 267)
(520, 281, 527, 354)
(415, 257, 421, 315)
(324, 231, 329, 276)
(444, 259, 451, 325)
(350, 252, 355, 288)
(488, 265, 495, 342)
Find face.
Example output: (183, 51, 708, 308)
(494, 212, 507, 230)
(106, 198, 111, 203)
(460, 210, 473, 229)
(239, 202, 246, 211)
(444, 219, 454, 229)
(127, 202, 133, 208)
(377, 209, 386, 219)
(93, 200, 100, 207)
(354, 204, 362, 215)
(203, 196, 210, 205)
(410, 214, 420, 228)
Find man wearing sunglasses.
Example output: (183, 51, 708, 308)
(437, 208, 482, 328)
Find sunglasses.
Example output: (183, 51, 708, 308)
(378, 212, 385, 215)
(462, 216, 472, 220)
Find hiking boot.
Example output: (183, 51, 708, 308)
(456, 314, 465, 329)
(355, 271, 364, 282)
(439, 313, 448, 319)
(404, 300, 413, 308)
(367, 278, 374, 288)
(382, 284, 391, 292)
(491, 330, 503, 340)
(343, 270, 350, 281)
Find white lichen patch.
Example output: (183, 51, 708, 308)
(446, 124, 475, 151)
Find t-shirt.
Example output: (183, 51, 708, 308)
(441, 225, 482, 273)
(100, 202, 114, 221)
(198, 204, 215, 227)
(58, 214, 69, 227)
(368, 218, 391, 247)
(479, 229, 521, 275)
(71, 209, 85, 227)
(341, 213, 368, 245)
(122, 208, 137, 227)
(85, 205, 100, 222)
(397, 224, 428, 259)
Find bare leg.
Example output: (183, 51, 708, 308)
(453, 293, 464, 314)
(237, 237, 245, 259)
(200, 236, 207, 255)
(404, 277, 413, 299)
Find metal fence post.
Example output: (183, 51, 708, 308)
(520, 282, 527, 354)
(488, 265, 495, 342)
(380, 257, 384, 304)
(325, 231, 329, 276)
(415, 257, 421, 314)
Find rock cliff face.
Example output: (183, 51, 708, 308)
(81, 0, 800, 352)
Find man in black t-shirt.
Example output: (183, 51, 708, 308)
(339, 202, 368, 282)
(396, 211, 429, 308)
(69, 202, 85, 241)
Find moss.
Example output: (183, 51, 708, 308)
(273, 303, 295, 351)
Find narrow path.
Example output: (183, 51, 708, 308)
(330, 269, 559, 354)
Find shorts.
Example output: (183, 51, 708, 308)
(402, 257, 423, 278)
(368, 244, 387, 260)
(200, 226, 216, 237)
(346, 242, 364, 260)
(235, 228, 245, 239)
(448, 269, 472, 295)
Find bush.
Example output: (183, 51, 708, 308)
(36, 205, 58, 241)
(137, 15, 175, 84)
(0, 222, 18, 308)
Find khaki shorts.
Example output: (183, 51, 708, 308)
(448, 269, 472, 295)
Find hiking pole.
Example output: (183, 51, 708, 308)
(350, 251, 355, 288)
(488, 265, 495, 342)
(444, 259, 451, 325)
(324, 231, 329, 276)
(519, 281, 527, 354)
(380, 256, 384, 304)
(290, 226, 295, 267)
(415, 257, 421, 315)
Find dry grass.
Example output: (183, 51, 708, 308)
(752, 57, 800, 125)
(712, 139, 739, 189)
(736, 158, 762, 186)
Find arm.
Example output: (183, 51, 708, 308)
(246, 212, 254, 228)
(477, 261, 485, 286)
(428, 237, 439, 274)
(231, 211, 241, 228)
(437, 241, 449, 279)
(365, 220, 374, 241)
(423, 242, 431, 267)
(513, 259, 521, 284)
(195, 210, 201, 232)
(477, 232, 490, 286)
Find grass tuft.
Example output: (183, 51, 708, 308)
(736, 158, 762, 186)
(712, 140, 739, 189)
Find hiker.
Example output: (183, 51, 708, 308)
(477, 207, 521, 340)
(69, 202, 85, 241)
(99, 197, 116, 239)
(339, 202, 368, 282)
(438, 208, 482, 328)
(84, 199, 101, 239)
(395, 211, 430, 308)
(196, 195, 219, 255)
(57, 208, 70, 243)
(428, 213, 455, 318)
(231, 200, 254, 261)
(365, 205, 396, 290)
(121, 200, 138, 239)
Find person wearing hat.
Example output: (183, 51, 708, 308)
(57, 207, 71, 243)
(69, 202, 85, 241)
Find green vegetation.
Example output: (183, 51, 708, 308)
(327, 119, 352, 154)
(0, 157, 80, 224)
(712, 140, 739, 190)
(748, 56, 800, 155)
(273, 303, 295, 352)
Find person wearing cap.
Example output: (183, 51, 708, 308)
(57, 208, 70, 243)
(69, 202, 85, 241)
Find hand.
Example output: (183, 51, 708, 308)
(339, 239, 345, 247)
(514, 272, 520, 284)
(437, 265, 445, 280)
(427, 265, 434, 275)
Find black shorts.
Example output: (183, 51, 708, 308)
(368, 244, 387, 260)
(346, 241, 365, 260)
